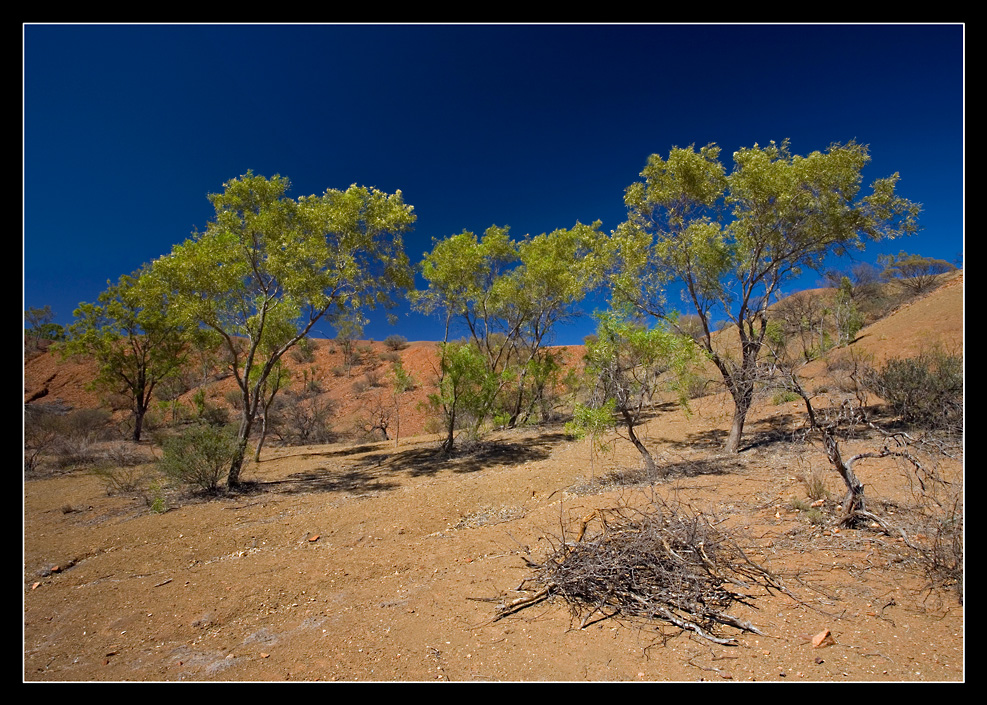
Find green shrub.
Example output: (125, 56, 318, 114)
(868, 345, 963, 432)
(158, 423, 239, 493)
(771, 390, 801, 405)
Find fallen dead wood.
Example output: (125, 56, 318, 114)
(494, 498, 783, 644)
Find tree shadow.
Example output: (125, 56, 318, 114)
(739, 412, 803, 451)
(380, 432, 568, 477)
(240, 463, 400, 496)
(667, 428, 729, 452)
(241, 431, 571, 497)
(659, 455, 745, 478)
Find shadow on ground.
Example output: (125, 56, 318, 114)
(247, 431, 571, 497)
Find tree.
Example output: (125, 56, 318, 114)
(147, 172, 415, 487)
(496, 222, 606, 426)
(575, 309, 701, 476)
(413, 221, 603, 441)
(64, 267, 189, 442)
(831, 277, 865, 346)
(388, 358, 416, 448)
(611, 140, 920, 453)
(878, 250, 957, 294)
(25, 305, 65, 351)
(252, 359, 290, 461)
(426, 339, 498, 452)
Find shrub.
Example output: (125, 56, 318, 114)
(158, 422, 239, 493)
(290, 336, 317, 363)
(91, 463, 149, 496)
(24, 406, 63, 472)
(383, 334, 408, 351)
(771, 390, 801, 405)
(867, 345, 963, 432)
(268, 392, 337, 446)
(24, 407, 113, 471)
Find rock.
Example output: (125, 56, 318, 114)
(811, 629, 836, 647)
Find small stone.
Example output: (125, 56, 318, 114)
(812, 629, 836, 648)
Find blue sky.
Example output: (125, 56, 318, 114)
(23, 23, 964, 346)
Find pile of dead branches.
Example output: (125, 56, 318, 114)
(498, 500, 786, 645)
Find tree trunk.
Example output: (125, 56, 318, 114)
(132, 406, 146, 443)
(723, 392, 752, 454)
(820, 428, 867, 518)
(621, 409, 657, 476)
(253, 414, 269, 462)
(227, 413, 253, 488)
(441, 406, 456, 453)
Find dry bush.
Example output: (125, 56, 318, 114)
(866, 345, 963, 434)
(383, 334, 408, 351)
(24, 406, 113, 472)
(498, 498, 783, 643)
(890, 441, 964, 603)
(268, 392, 338, 446)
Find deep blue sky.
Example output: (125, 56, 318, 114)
(24, 23, 964, 345)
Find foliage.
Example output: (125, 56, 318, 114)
(414, 221, 605, 442)
(25, 305, 65, 350)
(390, 358, 416, 392)
(610, 140, 921, 452)
(426, 340, 500, 452)
(157, 422, 240, 493)
(565, 398, 617, 473)
(146, 171, 415, 486)
(867, 345, 963, 432)
(64, 267, 190, 441)
(878, 250, 957, 294)
(574, 309, 702, 476)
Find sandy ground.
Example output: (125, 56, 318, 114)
(23, 274, 964, 682)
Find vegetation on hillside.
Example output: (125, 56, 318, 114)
(24, 144, 964, 621)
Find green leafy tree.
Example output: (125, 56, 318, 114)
(388, 358, 416, 448)
(575, 309, 701, 476)
(334, 316, 365, 373)
(496, 222, 605, 426)
(147, 171, 415, 487)
(64, 267, 189, 442)
(565, 398, 617, 475)
(611, 140, 920, 453)
(426, 339, 499, 452)
(413, 221, 604, 437)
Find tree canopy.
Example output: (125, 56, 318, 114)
(610, 140, 921, 452)
(413, 221, 604, 447)
(65, 266, 190, 441)
(146, 171, 416, 486)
